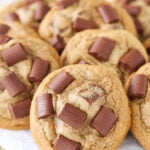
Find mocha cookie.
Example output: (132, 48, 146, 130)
(61, 29, 148, 82)
(39, 0, 137, 54)
(125, 63, 150, 150)
(113, 0, 150, 40)
(30, 65, 131, 150)
(0, 0, 55, 31)
(0, 37, 60, 130)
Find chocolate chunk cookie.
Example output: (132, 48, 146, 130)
(30, 65, 131, 150)
(125, 63, 150, 150)
(39, 0, 137, 54)
(0, 37, 60, 130)
(61, 29, 148, 82)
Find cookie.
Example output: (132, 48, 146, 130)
(124, 63, 150, 150)
(0, 0, 55, 31)
(112, 0, 150, 40)
(0, 21, 39, 42)
(61, 29, 148, 82)
(143, 38, 150, 59)
(30, 64, 131, 150)
(39, 0, 137, 54)
(0, 37, 60, 130)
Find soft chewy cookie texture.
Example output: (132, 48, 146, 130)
(30, 65, 131, 150)
(125, 63, 150, 150)
(61, 29, 148, 82)
(112, 0, 150, 40)
(0, 37, 60, 130)
(39, 0, 137, 54)
(0, 0, 56, 31)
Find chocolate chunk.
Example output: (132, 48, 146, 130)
(128, 74, 148, 99)
(58, 103, 87, 129)
(37, 93, 54, 119)
(29, 58, 50, 82)
(98, 5, 119, 23)
(123, 5, 141, 16)
(119, 0, 133, 4)
(49, 71, 75, 93)
(4, 12, 19, 21)
(72, 18, 97, 32)
(0, 24, 10, 34)
(57, 0, 78, 9)
(133, 17, 143, 35)
(144, 0, 150, 5)
(119, 49, 145, 74)
(89, 37, 116, 61)
(49, 35, 66, 54)
(9, 98, 31, 118)
(1, 43, 27, 66)
(90, 106, 117, 136)
(0, 34, 11, 45)
(34, 1, 50, 21)
(79, 85, 102, 104)
(146, 47, 150, 54)
(78, 59, 89, 64)
(1, 72, 26, 97)
(25, 0, 39, 5)
(54, 135, 80, 150)
(0, 82, 4, 90)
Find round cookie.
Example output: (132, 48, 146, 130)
(61, 29, 148, 82)
(30, 64, 131, 150)
(0, 0, 55, 31)
(39, 0, 137, 54)
(112, 0, 150, 40)
(143, 38, 150, 59)
(0, 37, 60, 130)
(124, 63, 150, 150)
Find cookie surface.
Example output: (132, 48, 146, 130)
(61, 29, 148, 82)
(0, 37, 60, 130)
(125, 63, 150, 150)
(39, 0, 137, 54)
(30, 65, 131, 150)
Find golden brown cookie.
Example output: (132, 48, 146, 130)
(61, 29, 148, 82)
(39, 0, 137, 54)
(0, 0, 56, 31)
(112, 0, 150, 40)
(124, 63, 150, 150)
(0, 37, 60, 130)
(30, 64, 131, 150)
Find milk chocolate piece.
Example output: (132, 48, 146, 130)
(29, 58, 50, 82)
(90, 106, 117, 136)
(34, 1, 50, 21)
(133, 17, 143, 35)
(0, 34, 11, 44)
(58, 103, 87, 129)
(119, 49, 145, 74)
(4, 12, 19, 21)
(50, 35, 66, 54)
(0, 24, 10, 34)
(89, 37, 116, 61)
(144, 0, 150, 4)
(73, 18, 97, 32)
(1, 72, 26, 97)
(1, 43, 27, 66)
(37, 93, 54, 119)
(57, 0, 78, 9)
(98, 5, 119, 23)
(128, 74, 148, 99)
(49, 71, 75, 93)
(123, 5, 141, 16)
(9, 98, 31, 118)
(54, 135, 80, 150)
(146, 47, 150, 54)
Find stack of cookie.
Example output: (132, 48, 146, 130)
(0, 0, 150, 150)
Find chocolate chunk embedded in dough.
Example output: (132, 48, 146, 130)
(0, 24, 10, 34)
(4, 12, 19, 21)
(0, 34, 11, 45)
(57, 0, 78, 9)
(123, 5, 141, 16)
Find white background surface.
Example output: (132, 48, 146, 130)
(0, 0, 145, 150)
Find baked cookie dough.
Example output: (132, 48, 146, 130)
(30, 65, 131, 150)
(61, 29, 148, 82)
(112, 0, 150, 40)
(125, 63, 150, 150)
(0, 37, 60, 130)
(39, 0, 137, 54)
(0, 0, 56, 31)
